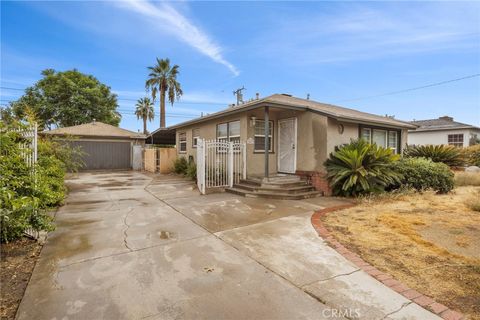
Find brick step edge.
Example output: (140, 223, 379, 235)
(311, 205, 465, 320)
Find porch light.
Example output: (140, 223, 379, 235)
(250, 116, 257, 127)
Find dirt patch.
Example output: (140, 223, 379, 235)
(323, 186, 480, 319)
(1, 238, 42, 320)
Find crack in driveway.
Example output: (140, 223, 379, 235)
(122, 208, 134, 251)
(381, 301, 412, 319)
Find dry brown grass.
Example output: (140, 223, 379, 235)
(323, 186, 480, 319)
(455, 172, 480, 186)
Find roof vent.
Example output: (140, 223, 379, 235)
(92, 118, 96, 125)
(281, 93, 292, 97)
(439, 116, 453, 121)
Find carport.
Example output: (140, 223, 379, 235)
(43, 121, 146, 170)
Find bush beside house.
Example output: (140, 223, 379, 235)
(173, 157, 197, 180)
(0, 123, 81, 243)
(390, 158, 454, 193)
(325, 139, 456, 197)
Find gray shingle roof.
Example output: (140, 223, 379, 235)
(410, 116, 479, 132)
(169, 94, 416, 129)
(43, 121, 146, 139)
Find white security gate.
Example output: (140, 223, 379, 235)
(196, 139, 246, 194)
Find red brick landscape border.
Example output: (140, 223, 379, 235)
(311, 205, 465, 320)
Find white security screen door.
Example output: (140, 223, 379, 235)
(278, 118, 297, 173)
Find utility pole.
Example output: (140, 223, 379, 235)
(233, 86, 246, 105)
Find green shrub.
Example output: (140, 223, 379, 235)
(390, 157, 454, 193)
(38, 137, 85, 172)
(0, 127, 56, 242)
(0, 122, 81, 242)
(325, 139, 402, 196)
(465, 145, 480, 166)
(404, 144, 466, 167)
(186, 161, 197, 180)
(173, 157, 188, 174)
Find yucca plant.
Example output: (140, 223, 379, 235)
(404, 144, 466, 167)
(325, 139, 402, 196)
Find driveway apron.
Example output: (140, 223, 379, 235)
(17, 171, 440, 320)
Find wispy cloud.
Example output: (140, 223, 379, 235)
(115, 0, 239, 76)
(253, 3, 480, 64)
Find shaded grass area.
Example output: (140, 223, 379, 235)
(323, 186, 480, 319)
(0, 238, 42, 320)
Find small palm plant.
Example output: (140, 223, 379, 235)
(135, 97, 154, 135)
(404, 144, 466, 167)
(325, 139, 402, 196)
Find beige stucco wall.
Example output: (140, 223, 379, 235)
(176, 112, 248, 162)
(175, 108, 410, 177)
(327, 119, 359, 156)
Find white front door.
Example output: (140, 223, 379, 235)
(278, 118, 297, 173)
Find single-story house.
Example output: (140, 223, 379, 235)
(408, 116, 480, 147)
(43, 121, 146, 170)
(170, 94, 416, 193)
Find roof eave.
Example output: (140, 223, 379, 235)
(42, 132, 147, 139)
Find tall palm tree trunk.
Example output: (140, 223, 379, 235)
(160, 88, 166, 128)
(143, 116, 147, 135)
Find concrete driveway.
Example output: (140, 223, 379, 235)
(17, 172, 440, 320)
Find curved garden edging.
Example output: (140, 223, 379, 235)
(310, 205, 465, 320)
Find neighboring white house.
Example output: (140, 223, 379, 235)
(408, 116, 480, 147)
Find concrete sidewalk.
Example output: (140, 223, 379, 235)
(17, 171, 440, 320)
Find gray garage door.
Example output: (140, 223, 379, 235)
(70, 141, 132, 170)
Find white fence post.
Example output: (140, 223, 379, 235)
(196, 139, 205, 194)
(228, 141, 234, 187)
(242, 143, 247, 180)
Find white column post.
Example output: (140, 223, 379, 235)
(242, 143, 247, 179)
(228, 141, 234, 187)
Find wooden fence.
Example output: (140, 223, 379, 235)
(144, 147, 177, 173)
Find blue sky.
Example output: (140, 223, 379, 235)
(1, 1, 479, 132)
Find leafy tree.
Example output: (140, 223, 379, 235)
(135, 97, 155, 134)
(10, 69, 120, 130)
(145, 58, 183, 128)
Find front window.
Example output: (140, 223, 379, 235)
(361, 128, 371, 142)
(254, 120, 273, 152)
(192, 128, 200, 147)
(360, 126, 399, 153)
(448, 134, 464, 147)
(372, 129, 387, 147)
(216, 121, 240, 143)
(179, 132, 187, 153)
(388, 131, 398, 153)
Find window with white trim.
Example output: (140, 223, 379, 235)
(192, 128, 200, 148)
(254, 120, 273, 152)
(216, 121, 240, 143)
(179, 132, 187, 153)
(388, 131, 398, 153)
(448, 134, 463, 147)
(359, 126, 400, 153)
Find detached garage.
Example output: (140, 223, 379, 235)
(43, 121, 146, 170)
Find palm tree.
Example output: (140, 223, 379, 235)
(145, 58, 183, 128)
(135, 97, 154, 134)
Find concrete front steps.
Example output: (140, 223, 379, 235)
(225, 175, 321, 200)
